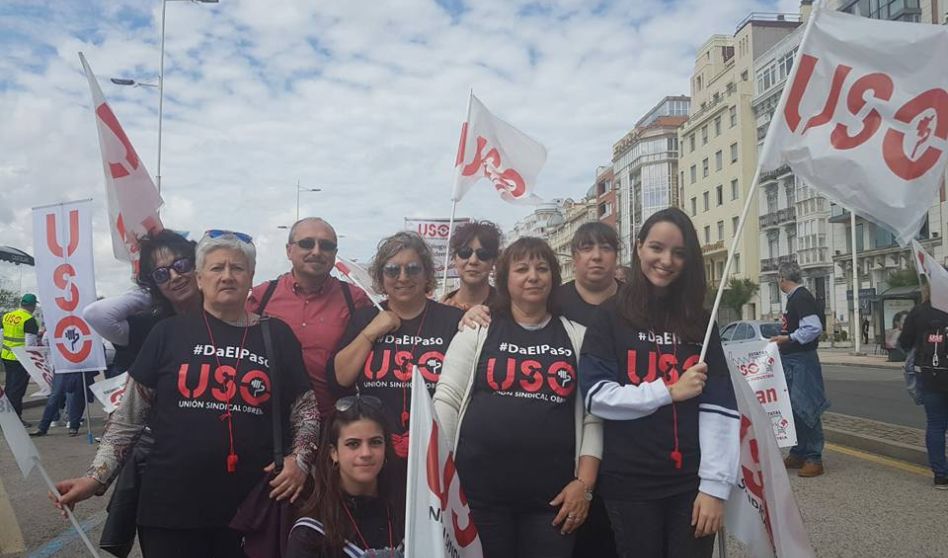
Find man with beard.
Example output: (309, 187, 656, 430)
(248, 217, 370, 414)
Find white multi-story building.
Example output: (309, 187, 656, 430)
(507, 200, 568, 243)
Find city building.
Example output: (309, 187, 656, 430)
(678, 12, 801, 320)
(548, 196, 598, 282)
(612, 95, 690, 262)
(506, 199, 567, 243)
(593, 166, 617, 229)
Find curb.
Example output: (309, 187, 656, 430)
(824, 415, 928, 468)
(820, 360, 902, 370)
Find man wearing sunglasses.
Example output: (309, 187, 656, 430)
(248, 217, 371, 414)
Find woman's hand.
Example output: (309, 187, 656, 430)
(550, 480, 590, 535)
(668, 362, 707, 402)
(363, 310, 401, 342)
(51, 477, 101, 518)
(692, 491, 725, 538)
(458, 305, 491, 331)
(266, 455, 307, 503)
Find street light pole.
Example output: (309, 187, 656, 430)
(157, 0, 168, 197)
(295, 181, 322, 221)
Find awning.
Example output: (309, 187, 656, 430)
(0, 246, 34, 266)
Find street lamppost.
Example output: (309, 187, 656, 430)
(295, 181, 322, 221)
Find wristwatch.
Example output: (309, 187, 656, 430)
(575, 477, 594, 501)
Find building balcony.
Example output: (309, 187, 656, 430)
(760, 207, 796, 228)
(760, 164, 791, 183)
(760, 254, 797, 275)
(701, 240, 726, 255)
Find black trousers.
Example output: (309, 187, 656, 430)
(469, 500, 574, 558)
(604, 491, 715, 558)
(2, 359, 29, 417)
(137, 526, 245, 558)
(572, 493, 618, 558)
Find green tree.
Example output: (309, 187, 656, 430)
(0, 288, 19, 315)
(721, 277, 759, 319)
(887, 268, 919, 288)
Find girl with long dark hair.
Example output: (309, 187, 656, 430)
(286, 396, 404, 557)
(579, 208, 739, 558)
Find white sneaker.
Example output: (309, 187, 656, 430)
(50, 421, 60, 428)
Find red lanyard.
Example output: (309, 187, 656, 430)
(653, 332, 683, 470)
(342, 499, 393, 552)
(202, 311, 251, 474)
(392, 302, 429, 428)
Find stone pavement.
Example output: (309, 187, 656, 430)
(823, 412, 929, 466)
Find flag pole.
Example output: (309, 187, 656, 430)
(850, 210, 862, 354)
(439, 200, 459, 299)
(82, 372, 95, 445)
(699, 4, 820, 362)
(440, 91, 473, 300)
(35, 458, 101, 557)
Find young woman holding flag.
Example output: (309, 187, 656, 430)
(579, 208, 740, 558)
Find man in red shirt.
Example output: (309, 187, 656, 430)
(248, 217, 371, 414)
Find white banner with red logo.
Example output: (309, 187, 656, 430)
(758, 8, 948, 245)
(0, 385, 40, 478)
(724, 351, 813, 557)
(334, 256, 384, 309)
(406, 367, 483, 557)
(11, 346, 54, 398)
(405, 218, 471, 280)
(32, 200, 107, 373)
(724, 341, 796, 448)
(79, 52, 163, 271)
(90, 372, 128, 414)
(912, 240, 948, 314)
(453, 93, 547, 205)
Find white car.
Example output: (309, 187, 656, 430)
(720, 320, 782, 346)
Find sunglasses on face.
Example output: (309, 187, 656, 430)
(456, 246, 497, 261)
(335, 394, 384, 413)
(204, 229, 254, 245)
(151, 258, 194, 285)
(290, 237, 338, 252)
(382, 262, 424, 279)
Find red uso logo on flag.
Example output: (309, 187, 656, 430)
(46, 210, 95, 364)
(456, 123, 528, 199)
(784, 54, 947, 180)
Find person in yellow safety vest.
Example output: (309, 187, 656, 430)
(1, 293, 39, 425)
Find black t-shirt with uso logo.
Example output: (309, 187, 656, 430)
(329, 299, 463, 459)
(455, 316, 577, 509)
(129, 313, 311, 529)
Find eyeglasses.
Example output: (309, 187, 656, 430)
(290, 237, 338, 252)
(456, 246, 497, 261)
(382, 262, 424, 279)
(335, 394, 383, 413)
(151, 258, 194, 285)
(204, 229, 254, 245)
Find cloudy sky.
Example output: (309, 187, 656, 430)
(0, 0, 800, 297)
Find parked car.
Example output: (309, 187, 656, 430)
(720, 320, 782, 346)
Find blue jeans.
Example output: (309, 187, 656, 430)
(783, 351, 828, 463)
(921, 390, 948, 477)
(37, 373, 89, 432)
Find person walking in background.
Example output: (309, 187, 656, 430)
(770, 261, 829, 478)
(1, 293, 40, 425)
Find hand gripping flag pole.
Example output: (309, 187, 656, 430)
(35, 458, 101, 557)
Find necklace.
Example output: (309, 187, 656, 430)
(392, 300, 430, 427)
(202, 310, 251, 474)
(341, 497, 394, 552)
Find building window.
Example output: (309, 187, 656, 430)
(701, 126, 708, 145)
(690, 165, 697, 184)
(689, 134, 695, 152)
(717, 220, 724, 240)
(717, 260, 724, 278)
(770, 283, 780, 304)
(731, 179, 739, 200)
(714, 116, 722, 136)
(716, 185, 723, 206)
(703, 192, 709, 211)
(702, 158, 709, 177)
(730, 143, 738, 163)
(680, 171, 685, 189)
(729, 106, 737, 127)
(732, 216, 739, 234)
(704, 225, 711, 244)
(734, 253, 741, 274)
(715, 151, 723, 171)
(691, 197, 697, 216)
(741, 70, 748, 81)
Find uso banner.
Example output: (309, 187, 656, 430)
(406, 368, 483, 557)
(32, 200, 106, 373)
(90, 372, 128, 414)
(405, 218, 470, 279)
(724, 341, 796, 448)
(11, 346, 54, 398)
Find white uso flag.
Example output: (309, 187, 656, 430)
(334, 256, 383, 308)
(0, 386, 40, 478)
(759, 8, 948, 245)
(725, 356, 814, 557)
(405, 368, 483, 557)
(79, 52, 163, 269)
(724, 341, 797, 448)
(912, 240, 948, 314)
(452, 93, 547, 205)
(90, 372, 129, 414)
(32, 200, 107, 373)
(11, 346, 54, 398)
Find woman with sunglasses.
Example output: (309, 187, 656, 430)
(54, 231, 320, 558)
(434, 237, 602, 558)
(286, 395, 404, 557)
(441, 220, 502, 311)
(579, 208, 739, 558)
(330, 232, 463, 488)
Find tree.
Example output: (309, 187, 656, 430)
(0, 288, 19, 315)
(721, 277, 759, 319)
(887, 268, 919, 288)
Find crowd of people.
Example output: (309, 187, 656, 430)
(0, 207, 863, 557)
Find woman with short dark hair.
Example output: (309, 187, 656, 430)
(442, 220, 502, 311)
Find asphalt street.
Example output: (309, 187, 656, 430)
(821, 364, 925, 429)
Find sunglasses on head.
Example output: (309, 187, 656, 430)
(382, 262, 424, 279)
(151, 257, 194, 285)
(456, 246, 497, 261)
(335, 394, 384, 413)
(290, 237, 338, 252)
(204, 229, 254, 245)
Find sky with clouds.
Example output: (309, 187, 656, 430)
(0, 0, 801, 298)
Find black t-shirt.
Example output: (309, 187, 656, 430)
(129, 313, 311, 529)
(112, 312, 162, 373)
(285, 495, 400, 558)
(780, 286, 821, 354)
(455, 316, 577, 509)
(581, 304, 732, 500)
(553, 281, 621, 326)
(329, 299, 463, 459)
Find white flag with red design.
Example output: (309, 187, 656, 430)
(0, 385, 40, 478)
(11, 346, 54, 398)
(452, 93, 547, 204)
(79, 52, 163, 270)
(334, 256, 383, 309)
(724, 341, 814, 558)
(405, 368, 483, 557)
(912, 240, 948, 314)
(759, 8, 948, 245)
(90, 372, 129, 414)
